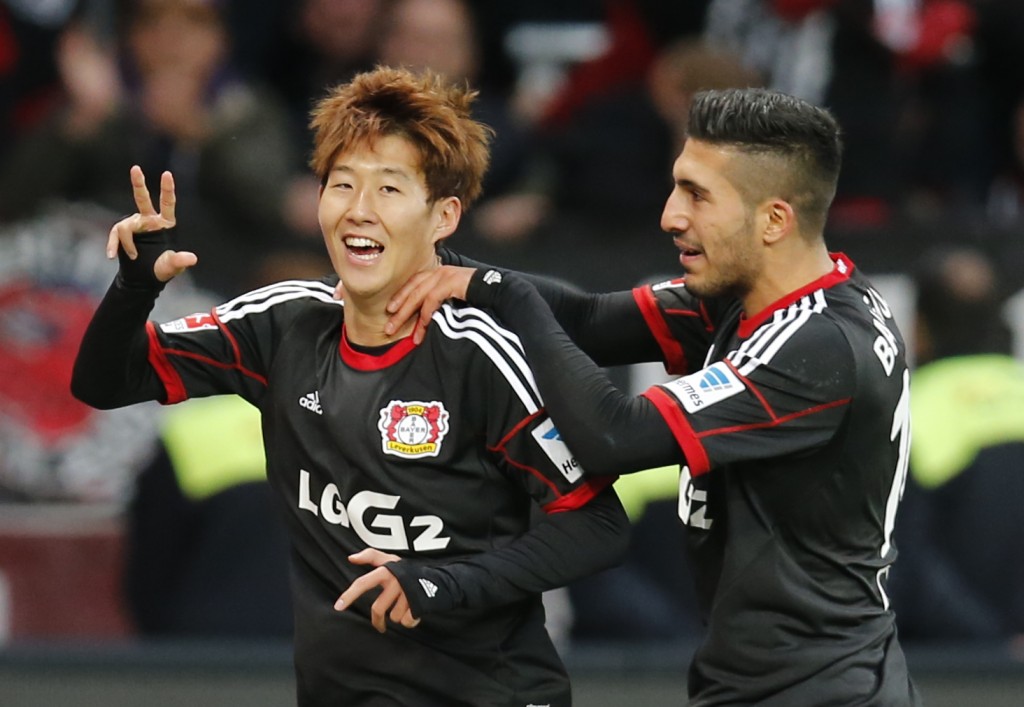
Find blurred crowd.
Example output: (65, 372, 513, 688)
(2, 0, 1024, 652)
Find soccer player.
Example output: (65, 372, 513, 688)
(71, 67, 629, 707)
(384, 88, 922, 705)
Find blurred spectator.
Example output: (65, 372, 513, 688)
(0, 0, 299, 298)
(890, 246, 1024, 643)
(535, 36, 760, 229)
(265, 0, 387, 143)
(377, 0, 540, 244)
(0, 0, 80, 163)
(264, 0, 391, 243)
(978, 0, 1024, 225)
(124, 394, 293, 638)
(0, 201, 207, 504)
(704, 0, 914, 227)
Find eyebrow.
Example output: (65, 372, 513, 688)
(330, 165, 414, 181)
(675, 177, 706, 193)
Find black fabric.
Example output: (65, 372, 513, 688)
(115, 228, 175, 290)
(73, 273, 627, 706)
(443, 246, 662, 366)
(71, 279, 166, 409)
(389, 486, 628, 618)
(466, 269, 680, 475)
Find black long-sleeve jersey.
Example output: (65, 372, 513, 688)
(461, 252, 921, 706)
(72, 234, 628, 707)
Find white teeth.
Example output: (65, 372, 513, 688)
(344, 236, 381, 248)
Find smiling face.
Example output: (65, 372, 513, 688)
(660, 139, 764, 301)
(318, 134, 459, 308)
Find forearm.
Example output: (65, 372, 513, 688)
(439, 247, 659, 365)
(468, 270, 681, 475)
(389, 487, 629, 616)
(71, 232, 171, 408)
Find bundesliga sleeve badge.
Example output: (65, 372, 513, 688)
(378, 400, 450, 459)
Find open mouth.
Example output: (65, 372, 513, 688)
(344, 236, 384, 261)
(676, 240, 703, 258)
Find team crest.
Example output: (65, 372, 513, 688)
(378, 400, 450, 459)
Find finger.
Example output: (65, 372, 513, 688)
(384, 272, 438, 336)
(334, 575, 374, 611)
(371, 584, 402, 633)
(111, 217, 140, 259)
(385, 270, 431, 315)
(389, 595, 414, 625)
(159, 171, 176, 224)
(153, 249, 197, 282)
(106, 224, 121, 259)
(130, 165, 156, 216)
(400, 611, 421, 629)
(412, 316, 429, 346)
(348, 548, 399, 568)
(333, 280, 345, 301)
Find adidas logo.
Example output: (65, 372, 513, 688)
(299, 391, 323, 415)
(418, 578, 438, 598)
(698, 367, 733, 392)
(482, 269, 502, 285)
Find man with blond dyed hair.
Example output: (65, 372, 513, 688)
(72, 66, 627, 706)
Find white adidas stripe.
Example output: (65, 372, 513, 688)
(217, 280, 342, 322)
(218, 279, 336, 311)
(728, 291, 828, 376)
(439, 304, 539, 399)
(432, 303, 543, 413)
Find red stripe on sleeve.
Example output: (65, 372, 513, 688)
(543, 475, 616, 513)
(643, 386, 710, 476)
(632, 286, 688, 375)
(146, 321, 188, 404)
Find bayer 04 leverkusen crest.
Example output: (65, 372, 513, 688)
(377, 400, 450, 459)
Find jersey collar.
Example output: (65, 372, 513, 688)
(339, 324, 418, 370)
(737, 252, 854, 339)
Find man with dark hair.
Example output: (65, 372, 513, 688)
(71, 66, 628, 707)
(385, 87, 921, 704)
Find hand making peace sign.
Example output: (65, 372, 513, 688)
(106, 165, 197, 282)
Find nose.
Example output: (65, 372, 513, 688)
(660, 191, 690, 234)
(346, 187, 377, 224)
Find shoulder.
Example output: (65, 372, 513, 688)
(428, 300, 522, 350)
(214, 278, 342, 325)
(428, 301, 542, 409)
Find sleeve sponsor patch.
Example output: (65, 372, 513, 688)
(662, 361, 744, 413)
(160, 312, 218, 333)
(531, 418, 583, 483)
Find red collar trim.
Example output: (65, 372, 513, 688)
(737, 253, 854, 339)
(339, 324, 418, 370)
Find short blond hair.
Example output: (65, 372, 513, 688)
(309, 65, 493, 208)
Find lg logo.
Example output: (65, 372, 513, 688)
(297, 470, 450, 552)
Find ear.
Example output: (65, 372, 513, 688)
(761, 198, 796, 245)
(431, 196, 462, 245)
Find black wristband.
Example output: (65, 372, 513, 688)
(386, 560, 458, 618)
(115, 228, 174, 291)
(466, 267, 506, 309)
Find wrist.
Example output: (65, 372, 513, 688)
(466, 267, 507, 309)
(115, 229, 174, 291)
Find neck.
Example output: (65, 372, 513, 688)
(743, 245, 835, 317)
(344, 296, 414, 347)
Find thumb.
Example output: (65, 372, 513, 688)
(154, 249, 197, 282)
(333, 279, 346, 301)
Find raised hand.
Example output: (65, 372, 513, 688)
(334, 548, 421, 633)
(106, 165, 197, 282)
(379, 266, 477, 344)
